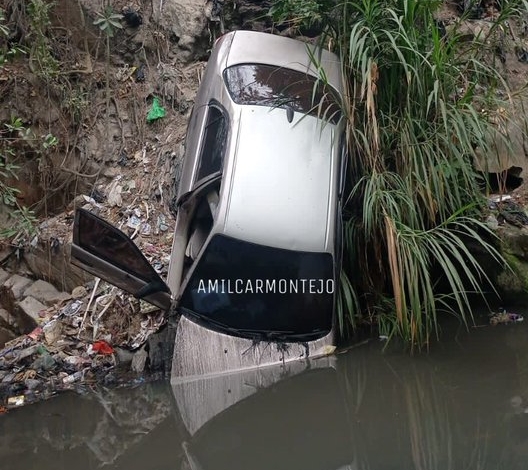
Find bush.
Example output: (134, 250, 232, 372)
(271, 0, 522, 349)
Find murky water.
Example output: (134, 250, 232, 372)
(2, 315, 528, 470)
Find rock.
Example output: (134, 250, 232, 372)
(0, 308, 16, 329)
(102, 166, 121, 179)
(72, 286, 88, 299)
(0, 268, 10, 285)
(23, 241, 92, 292)
(2, 274, 32, 300)
(222, 0, 272, 31)
(0, 325, 15, 348)
(23, 280, 72, 306)
(485, 214, 499, 230)
(1, 274, 32, 313)
(152, 0, 208, 58)
(114, 347, 134, 365)
(451, 19, 492, 41)
(496, 251, 528, 295)
(16, 296, 47, 333)
(24, 379, 41, 391)
(498, 225, 528, 259)
(474, 101, 528, 174)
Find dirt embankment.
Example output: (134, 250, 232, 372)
(0, 0, 274, 271)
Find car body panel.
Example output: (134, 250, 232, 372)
(171, 314, 335, 384)
(222, 106, 336, 252)
(176, 30, 342, 205)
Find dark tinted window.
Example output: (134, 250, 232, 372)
(224, 64, 342, 124)
(76, 209, 157, 283)
(196, 105, 227, 182)
(180, 235, 334, 342)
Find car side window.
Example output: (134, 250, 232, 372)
(195, 104, 227, 182)
(75, 209, 158, 283)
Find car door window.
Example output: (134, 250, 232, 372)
(195, 104, 227, 183)
(75, 209, 157, 282)
(71, 209, 172, 310)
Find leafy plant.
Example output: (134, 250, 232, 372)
(27, 0, 59, 79)
(0, 8, 25, 66)
(269, 0, 328, 29)
(42, 133, 58, 150)
(0, 118, 56, 243)
(94, 4, 123, 163)
(0, 155, 38, 243)
(0, 205, 38, 241)
(272, 0, 523, 348)
(93, 5, 123, 38)
(0, 157, 21, 206)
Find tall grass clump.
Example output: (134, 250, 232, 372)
(271, 0, 523, 349)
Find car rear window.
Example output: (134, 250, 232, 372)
(180, 234, 334, 342)
(224, 64, 342, 124)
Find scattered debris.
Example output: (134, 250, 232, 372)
(92, 340, 114, 355)
(0, 279, 169, 409)
(115, 64, 138, 82)
(487, 194, 528, 228)
(490, 308, 524, 326)
(122, 7, 143, 28)
(135, 63, 146, 82)
(7, 395, 25, 407)
(147, 97, 166, 122)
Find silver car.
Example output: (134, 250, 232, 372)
(71, 30, 345, 381)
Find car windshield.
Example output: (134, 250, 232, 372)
(224, 64, 342, 124)
(180, 235, 334, 342)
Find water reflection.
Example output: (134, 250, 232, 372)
(2, 321, 528, 470)
(177, 361, 351, 470)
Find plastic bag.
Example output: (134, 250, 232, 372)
(146, 97, 166, 122)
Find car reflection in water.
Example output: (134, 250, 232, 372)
(173, 356, 350, 470)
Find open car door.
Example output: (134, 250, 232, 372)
(71, 208, 172, 311)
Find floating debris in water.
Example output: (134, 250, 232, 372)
(490, 308, 524, 326)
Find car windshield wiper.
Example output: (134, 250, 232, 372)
(236, 329, 295, 341)
(279, 330, 328, 342)
(180, 307, 239, 333)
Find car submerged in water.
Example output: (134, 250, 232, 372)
(71, 30, 346, 381)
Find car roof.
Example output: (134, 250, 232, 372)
(220, 105, 338, 253)
(177, 31, 344, 205)
(225, 30, 343, 95)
